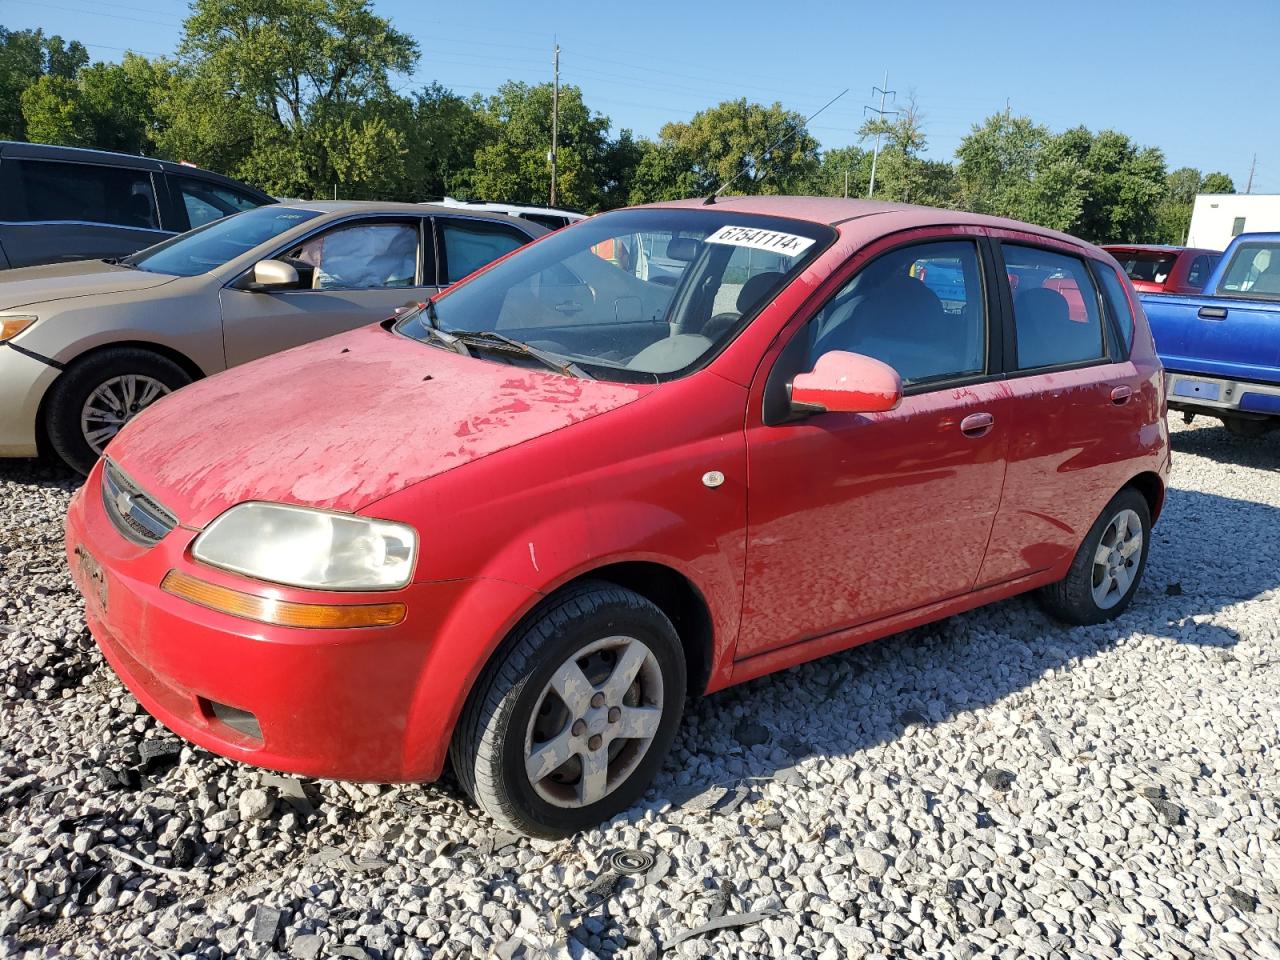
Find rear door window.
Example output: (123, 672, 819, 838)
(174, 176, 264, 229)
(1185, 255, 1210, 290)
(438, 219, 527, 284)
(12, 158, 160, 230)
(1005, 245, 1106, 370)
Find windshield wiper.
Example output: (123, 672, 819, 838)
(101, 257, 137, 269)
(449, 330, 593, 379)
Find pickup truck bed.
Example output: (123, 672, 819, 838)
(1141, 232, 1280, 435)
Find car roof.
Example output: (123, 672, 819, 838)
(644, 195, 1105, 255)
(1, 140, 275, 201)
(271, 200, 548, 236)
(433, 197, 586, 219)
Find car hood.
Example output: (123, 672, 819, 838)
(0, 260, 177, 310)
(107, 324, 652, 527)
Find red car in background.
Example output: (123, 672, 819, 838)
(67, 198, 1170, 837)
(1104, 244, 1221, 295)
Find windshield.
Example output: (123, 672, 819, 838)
(1110, 249, 1177, 284)
(396, 208, 834, 381)
(127, 206, 321, 277)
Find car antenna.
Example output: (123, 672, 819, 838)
(703, 88, 849, 205)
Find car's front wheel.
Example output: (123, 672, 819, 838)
(1036, 487, 1151, 625)
(452, 582, 686, 838)
(45, 348, 192, 475)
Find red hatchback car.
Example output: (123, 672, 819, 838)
(1103, 244, 1222, 295)
(67, 198, 1170, 837)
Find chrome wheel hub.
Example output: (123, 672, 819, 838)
(524, 635, 663, 809)
(81, 375, 171, 455)
(1091, 508, 1143, 609)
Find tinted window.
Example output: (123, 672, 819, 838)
(287, 221, 418, 290)
(522, 213, 569, 230)
(13, 159, 160, 229)
(176, 176, 264, 228)
(440, 220, 526, 283)
(1006, 245, 1105, 369)
(1218, 243, 1280, 298)
(1185, 255, 1210, 290)
(1095, 264, 1135, 352)
(128, 206, 320, 276)
(399, 208, 833, 382)
(803, 240, 987, 386)
(1111, 250, 1177, 284)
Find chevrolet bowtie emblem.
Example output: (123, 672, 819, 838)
(116, 490, 134, 516)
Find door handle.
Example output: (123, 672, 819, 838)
(1110, 385, 1132, 405)
(1198, 306, 1227, 320)
(960, 412, 994, 437)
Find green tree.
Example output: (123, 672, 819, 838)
(155, 0, 418, 197)
(393, 84, 492, 202)
(860, 96, 953, 206)
(470, 81, 616, 210)
(1046, 126, 1166, 243)
(631, 98, 819, 203)
(0, 26, 87, 139)
(21, 53, 163, 154)
(1201, 171, 1235, 194)
(801, 145, 871, 197)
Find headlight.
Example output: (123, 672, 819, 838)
(0, 314, 37, 343)
(192, 502, 417, 590)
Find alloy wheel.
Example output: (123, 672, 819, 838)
(1091, 507, 1143, 609)
(80, 375, 171, 455)
(524, 635, 664, 808)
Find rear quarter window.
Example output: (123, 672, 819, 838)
(1095, 263, 1136, 354)
(11, 158, 160, 229)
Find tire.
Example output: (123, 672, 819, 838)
(451, 581, 686, 838)
(1223, 416, 1274, 438)
(1036, 488, 1151, 626)
(45, 348, 192, 475)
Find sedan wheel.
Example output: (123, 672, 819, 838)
(453, 581, 686, 838)
(80, 374, 172, 456)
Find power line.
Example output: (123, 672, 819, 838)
(864, 72, 898, 199)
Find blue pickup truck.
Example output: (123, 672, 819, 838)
(1142, 232, 1280, 436)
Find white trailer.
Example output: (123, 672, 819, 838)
(1187, 194, 1280, 249)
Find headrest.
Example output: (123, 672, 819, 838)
(737, 271, 784, 313)
(666, 237, 701, 262)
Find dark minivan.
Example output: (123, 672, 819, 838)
(0, 141, 275, 269)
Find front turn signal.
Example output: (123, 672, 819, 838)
(0, 315, 37, 343)
(161, 571, 406, 628)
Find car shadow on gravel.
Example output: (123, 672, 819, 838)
(634, 482, 1280, 823)
(0, 457, 81, 492)
(1170, 420, 1280, 466)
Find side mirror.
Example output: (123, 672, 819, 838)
(247, 259, 300, 291)
(790, 350, 902, 416)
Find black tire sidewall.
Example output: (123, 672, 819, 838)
(46, 350, 191, 475)
(492, 594, 685, 836)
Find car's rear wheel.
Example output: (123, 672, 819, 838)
(451, 581, 686, 838)
(46, 348, 191, 475)
(1036, 488, 1151, 625)
(1223, 415, 1274, 438)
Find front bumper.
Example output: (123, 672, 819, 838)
(0, 343, 60, 457)
(1166, 370, 1280, 418)
(66, 462, 538, 782)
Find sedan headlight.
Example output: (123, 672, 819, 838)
(0, 314, 37, 343)
(192, 502, 417, 590)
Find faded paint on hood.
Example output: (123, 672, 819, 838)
(0, 260, 176, 310)
(107, 324, 651, 526)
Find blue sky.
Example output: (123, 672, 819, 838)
(6, 0, 1279, 192)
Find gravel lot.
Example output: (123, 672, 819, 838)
(2, 418, 1278, 960)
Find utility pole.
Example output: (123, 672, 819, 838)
(864, 71, 897, 200)
(843, 168, 849, 198)
(1246, 153, 1256, 194)
(550, 43, 559, 207)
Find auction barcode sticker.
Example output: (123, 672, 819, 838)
(706, 225, 815, 257)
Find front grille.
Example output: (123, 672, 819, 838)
(102, 459, 178, 546)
